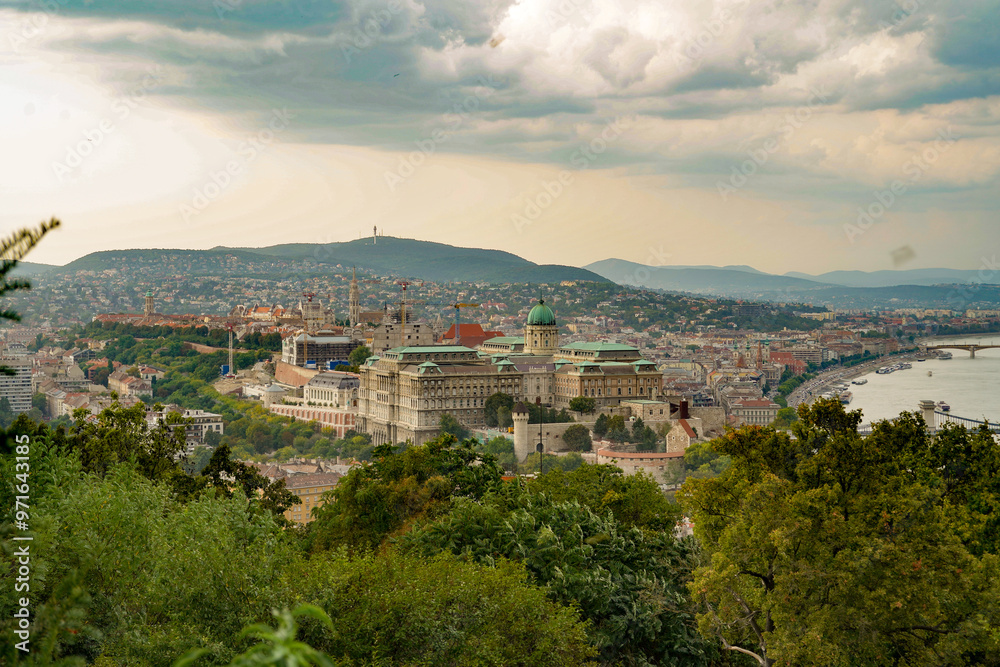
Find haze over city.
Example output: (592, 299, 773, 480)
(3, 0, 999, 272)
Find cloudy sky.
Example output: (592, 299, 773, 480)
(2, 0, 998, 274)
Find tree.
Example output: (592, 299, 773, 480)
(593, 413, 609, 438)
(495, 405, 513, 429)
(32, 392, 48, 417)
(65, 401, 188, 482)
(347, 344, 371, 367)
(631, 417, 645, 441)
(296, 551, 596, 666)
(527, 463, 681, 531)
(0, 397, 15, 429)
(772, 406, 798, 429)
(201, 443, 300, 519)
(681, 440, 730, 480)
(178, 605, 337, 667)
(606, 414, 627, 443)
(438, 412, 470, 441)
(204, 429, 223, 448)
(402, 482, 709, 666)
(562, 424, 592, 452)
(568, 395, 596, 414)
(478, 435, 517, 471)
(308, 434, 504, 551)
(92, 366, 111, 387)
(484, 391, 514, 427)
(0, 218, 59, 375)
(678, 403, 1000, 666)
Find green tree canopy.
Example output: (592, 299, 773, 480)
(561, 423, 592, 452)
(307, 434, 504, 551)
(438, 412, 470, 440)
(568, 395, 596, 413)
(402, 479, 709, 666)
(347, 344, 371, 367)
(593, 413, 609, 438)
(678, 400, 1000, 666)
(484, 391, 515, 427)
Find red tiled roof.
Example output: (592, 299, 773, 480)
(733, 399, 779, 408)
(439, 323, 502, 348)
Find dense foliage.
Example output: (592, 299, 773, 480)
(679, 398, 1000, 666)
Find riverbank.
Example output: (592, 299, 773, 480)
(787, 350, 925, 409)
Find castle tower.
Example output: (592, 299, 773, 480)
(523, 299, 559, 355)
(349, 267, 360, 326)
(512, 402, 531, 462)
(144, 290, 154, 317)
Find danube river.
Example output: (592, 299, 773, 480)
(848, 334, 1000, 425)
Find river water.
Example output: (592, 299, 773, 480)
(848, 334, 1000, 425)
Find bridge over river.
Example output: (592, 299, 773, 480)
(923, 343, 1000, 358)
(859, 402, 999, 436)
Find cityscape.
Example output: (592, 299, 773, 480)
(3, 0, 1000, 665)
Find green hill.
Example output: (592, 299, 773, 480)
(55, 238, 609, 284)
(223, 237, 609, 283)
(9, 261, 57, 277)
(58, 248, 287, 274)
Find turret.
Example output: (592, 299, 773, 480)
(512, 402, 531, 462)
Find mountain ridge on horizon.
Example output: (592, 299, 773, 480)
(20, 240, 985, 282)
(587, 258, 998, 289)
(48, 237, 609, 285)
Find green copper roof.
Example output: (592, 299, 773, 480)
(526, 299, 556, 326)
(560, 342, 638, 351)
(388, 346, 477, 354)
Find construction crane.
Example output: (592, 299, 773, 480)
(451, 303, 480, 337)
(300, 292, 318, 367)
(394, 280, 424, 346)
(222, 323, 236, 378)
(417, 302, 482, 340)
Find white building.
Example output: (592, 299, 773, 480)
(304, 371, 360, 409)
(0, 357, 32, 413)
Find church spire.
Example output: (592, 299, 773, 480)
(349, 267, 361, 326)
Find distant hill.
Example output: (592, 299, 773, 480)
(55, 238, 609, 284)
(585, 258, 1000, 308)
(585, 258, 834, 294)
(58, 248, 288, 274)
(784, 268, 993, 288)
(9, 261, 56, 277)
(223, 237, 608, 284)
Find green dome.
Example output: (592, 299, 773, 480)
(526, 300, 556, 326)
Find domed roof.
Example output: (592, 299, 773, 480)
(526, 299, 556, 326)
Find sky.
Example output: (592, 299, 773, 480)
(1, 0, 999, 275)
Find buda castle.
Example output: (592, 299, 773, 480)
(356, 299, 663, 445)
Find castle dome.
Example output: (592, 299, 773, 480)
(526, 299, 556, 326)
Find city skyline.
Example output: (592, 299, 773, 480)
(3, 0, 999, 273)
